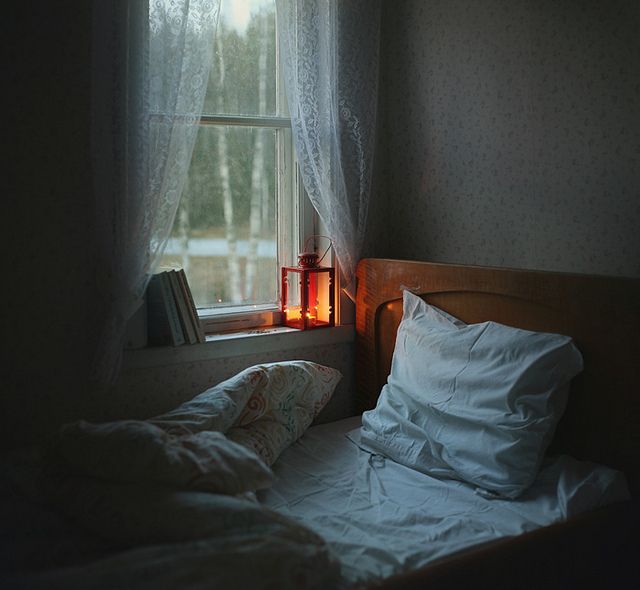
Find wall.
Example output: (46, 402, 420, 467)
(378, 0, 639, 277)
(4, 3, 99, 448)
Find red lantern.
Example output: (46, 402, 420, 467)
(282, 251, 335, 330)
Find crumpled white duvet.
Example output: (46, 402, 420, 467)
(1, 361, 344, 590)
(1, 449, 341, 590)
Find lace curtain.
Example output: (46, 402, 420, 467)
(91, 1, 220, 382)
(276, 0, 381, 295)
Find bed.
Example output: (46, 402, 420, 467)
(260, 258, 640, 588)
(2, 259, 639, 589)
(354, 259, 640, 587)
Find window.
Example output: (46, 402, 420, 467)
(160, 0, 312, 333)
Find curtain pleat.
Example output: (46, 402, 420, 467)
(91, 0, 220, 383)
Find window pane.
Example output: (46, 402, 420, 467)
(161, 125, 278, 308)
(203, 0, 278, 117)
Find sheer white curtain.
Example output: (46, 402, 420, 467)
(276, 0, 380, 295)
(91, 1, 220, 382)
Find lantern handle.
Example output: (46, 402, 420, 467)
(303, 235, 333, 265)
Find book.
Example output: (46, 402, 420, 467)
(167, 269, 198, 344)
(146, 272, 186, 347)
(176, 268, 205, 343)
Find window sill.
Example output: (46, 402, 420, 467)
(123, 324, 355, 370)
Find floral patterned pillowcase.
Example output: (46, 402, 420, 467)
(225, 361, 342, 465)
(56, 361, 342, 494)
(150, 360, 343, 466)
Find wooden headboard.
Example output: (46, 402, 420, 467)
(355, 259, 640, 495)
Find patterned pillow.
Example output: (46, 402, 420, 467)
(150, 361, 342, 466)
(56, 361, 341, 494)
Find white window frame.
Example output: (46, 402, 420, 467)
(194, 20, 318, 335)
(198, 136, 315, 334)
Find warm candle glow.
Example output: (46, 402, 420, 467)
(281, 264, 335, 330)
(315, 303, 329, 322)
(285, 306, 302, 321)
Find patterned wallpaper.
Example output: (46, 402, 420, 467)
(376, 0, 639, 277)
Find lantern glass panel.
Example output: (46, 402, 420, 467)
(313, 271, 332, 326)
(283, 268, 303, 329)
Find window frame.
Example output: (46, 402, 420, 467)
(177, 5, 318, 335)
(197, 128, 315, 334)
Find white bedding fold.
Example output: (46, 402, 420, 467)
(1, 361, 344, 590)
(5, 525, 340, 590)
(1, 450, 341, 590)
(56, 421, 275, 494)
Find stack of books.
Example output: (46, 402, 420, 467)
(146, 269, 205, 346)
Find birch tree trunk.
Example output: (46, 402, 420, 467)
(244, 16, 268, 300)
(216, 33, 243, 303)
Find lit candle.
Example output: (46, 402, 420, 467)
(285, 306, 302, 322)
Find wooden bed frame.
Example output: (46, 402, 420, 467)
(355, 259, 639, 589)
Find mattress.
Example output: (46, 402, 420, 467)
(259, 415, 630, 587)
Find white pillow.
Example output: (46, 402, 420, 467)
(360, 290, 583, 498)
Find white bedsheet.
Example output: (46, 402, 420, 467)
(259, 416, 630, 587)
